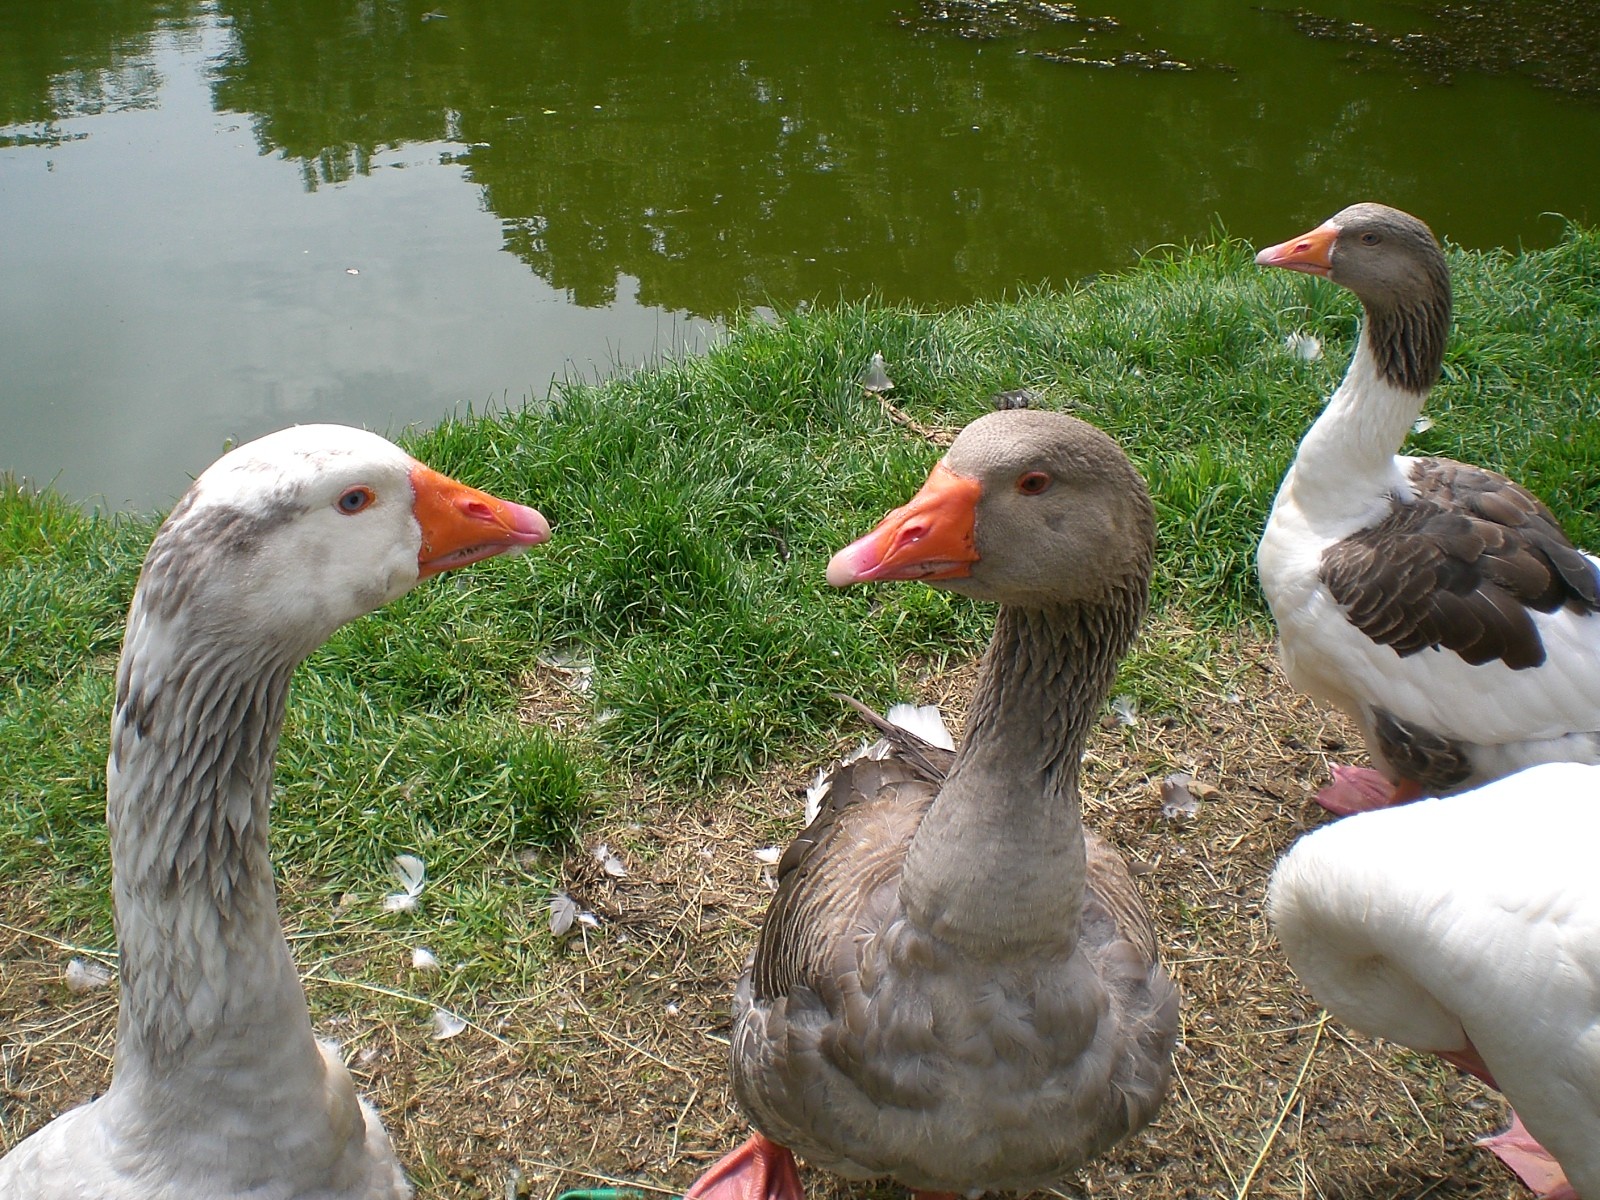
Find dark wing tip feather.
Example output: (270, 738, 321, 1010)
(832, 693, 955, 783)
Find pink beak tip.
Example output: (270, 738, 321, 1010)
(505, 500, 553, 546)
(825, 541, 873, 587)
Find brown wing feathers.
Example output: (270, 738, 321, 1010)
(1321, 459, 1600, 669)
(750, 704, 946, 1003)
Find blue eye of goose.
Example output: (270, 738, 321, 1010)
(337, 487, 375, 514)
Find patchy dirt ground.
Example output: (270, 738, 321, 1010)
(0, 631, 1531, 1200)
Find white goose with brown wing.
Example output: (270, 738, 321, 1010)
(1255, 203, 1600, 815)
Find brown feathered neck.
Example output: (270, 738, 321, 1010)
(1357, 266, 1452, 397)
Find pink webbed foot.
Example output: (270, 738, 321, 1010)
(1314, 765, 1425, 816)
(1479, 1111, 1577, 1199)
(686, 1133, 806, 1200)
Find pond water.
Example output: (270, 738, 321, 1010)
(3, 0, 1598, 511)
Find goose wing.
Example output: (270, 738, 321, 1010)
(1321, 458, 1600, 671)
(750, 703, 951, 1004)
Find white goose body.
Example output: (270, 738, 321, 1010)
(1259, 369, 1600, 763)
(0, 425, 550, 1200)
(1268, 761, 1600, 1196)
(1255, 204, 1600, 809)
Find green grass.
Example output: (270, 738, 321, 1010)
(3, 224, 1598, 954)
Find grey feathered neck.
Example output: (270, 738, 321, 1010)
(106, 502, 312, 1067)
(958, 577, 1148, 788)
(900, 563, 1149, 955)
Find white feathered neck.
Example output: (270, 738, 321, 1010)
(1272, 338, 1423, 535)
(108, 587, 311, 1078)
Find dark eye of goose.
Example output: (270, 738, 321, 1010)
(1017, 471, 1052, 496)
(337, 486, 376, 515)
(1359, 231, 1380, 246)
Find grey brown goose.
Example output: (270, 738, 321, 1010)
(1270, 761, 1600, 1197)
(687, 409, 1179, 1200)
(0, 425, 550, 1200)
(1255, 203, 1600, 815)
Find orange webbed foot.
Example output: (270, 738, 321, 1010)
(1479, 1111, 1576, 1199)
(686, 1134, 805, 1200)
(1315, 766, 1426, 816)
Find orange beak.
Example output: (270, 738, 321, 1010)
(1255, 220, 1339, 277)
(410, 463, 551, 578)
(826, 462, 981, 586)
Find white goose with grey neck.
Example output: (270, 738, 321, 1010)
(0, 424, 550, 1200)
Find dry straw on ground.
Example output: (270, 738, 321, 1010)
(1, 629, 1530, 1200)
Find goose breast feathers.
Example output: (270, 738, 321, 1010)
(1269, 762, 1600, 1195)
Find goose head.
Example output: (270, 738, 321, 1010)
(1256, 203, 1451, 394)
(826, 409, 1153, 612)
(132, 424, 550, 661)
(1254, 203, 1443, 301)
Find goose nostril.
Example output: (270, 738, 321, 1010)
(896, 523, 927, 548)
